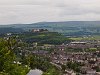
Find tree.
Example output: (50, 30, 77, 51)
(0, 38, 29, 75)
(42, 68, 61, 75)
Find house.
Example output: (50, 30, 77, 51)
(86, 69, 96, 75)
(65, 69, 76, 75)
(31, 29, 48, 32)
(96, 72, 100, 75)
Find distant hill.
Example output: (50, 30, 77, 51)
(0, 27, 24, 34)
(0, 21, 100, 36)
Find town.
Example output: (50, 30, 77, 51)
(1, 0, 100, 74)
(31, 40, 100, 75)
(2, 29, 100, 75)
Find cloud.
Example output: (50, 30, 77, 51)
(0, 5, 60, 24)
(0, 0, 100, 24)
(0, 0, 50, 5)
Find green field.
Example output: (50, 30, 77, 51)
(69, 35, 100, 41)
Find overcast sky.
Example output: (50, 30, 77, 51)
(0, 0, 100, 24)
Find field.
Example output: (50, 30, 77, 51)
(69, 35, 100, 41)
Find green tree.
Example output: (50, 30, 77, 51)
(0, 38, 29, 75)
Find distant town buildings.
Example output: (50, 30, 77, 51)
(31, 29, 48, 32)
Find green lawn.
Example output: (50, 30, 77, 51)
(69, 35, 100, 41)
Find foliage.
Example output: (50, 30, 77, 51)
(21, 54, 62, 75)
(18, 32, 71, 45)
(0, 38, 29, 75)
(66, 62, 81, 72)
(42, 68, 61, 75)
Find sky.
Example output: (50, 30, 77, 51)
(0, 0, 100, 24)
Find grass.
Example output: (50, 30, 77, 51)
(69, 35, 100, 41)
(69, 37, 82, 40)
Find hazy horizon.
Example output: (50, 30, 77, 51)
(0, 20, 100, 25)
